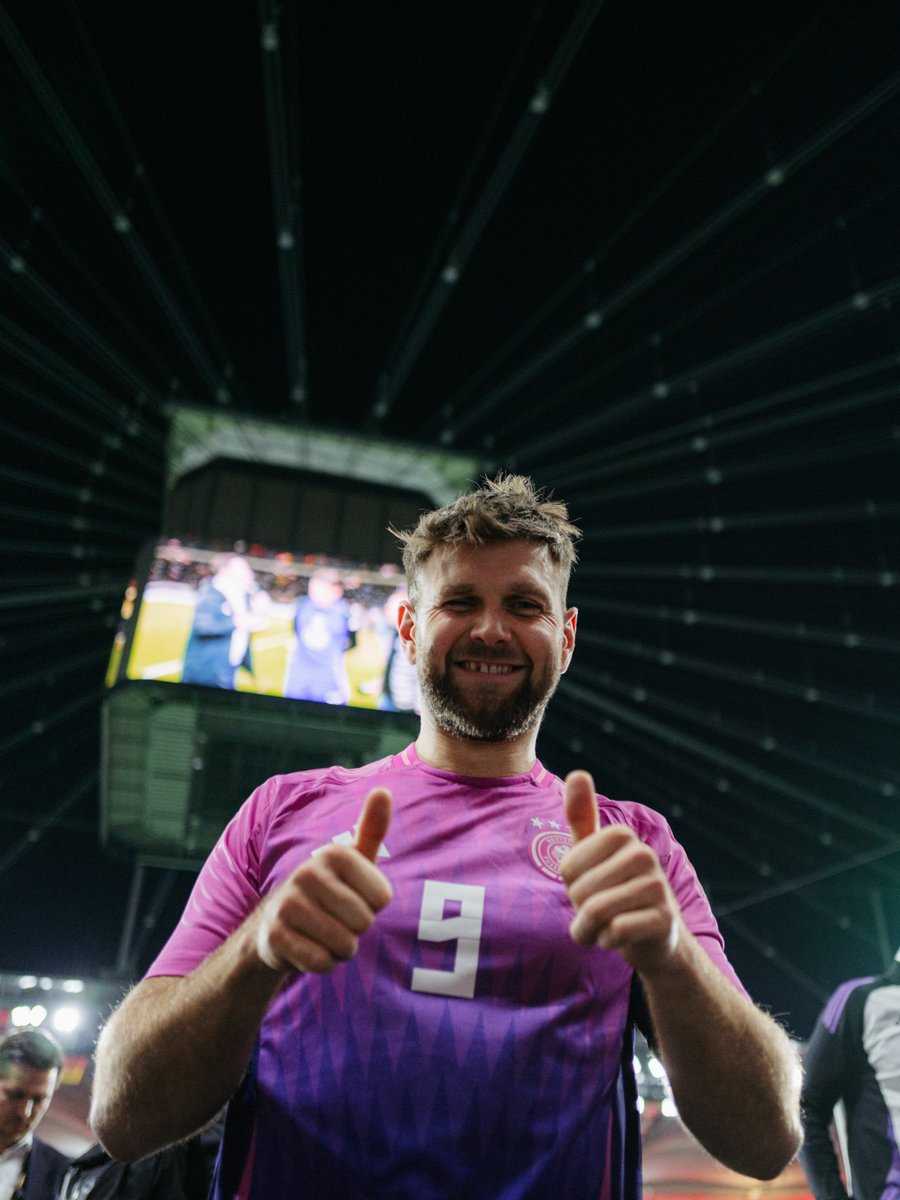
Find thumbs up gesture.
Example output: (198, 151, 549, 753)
(560, 771, 681, 975)
(255, 787, 393, 974)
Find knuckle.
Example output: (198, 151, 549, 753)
(311, 845, 348, 872)
(582, 895, 608, 925)
(304, 944, 338, 974)
(352, 908, 375, 935)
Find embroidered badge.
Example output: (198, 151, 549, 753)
(529, 828, 572, 881)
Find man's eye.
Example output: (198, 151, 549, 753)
(511, 599, 541, 612)
(443, 598, 475, 610)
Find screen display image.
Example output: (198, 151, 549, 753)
(108, 540, 419, 714)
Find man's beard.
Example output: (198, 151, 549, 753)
(418, 645, 561, 743)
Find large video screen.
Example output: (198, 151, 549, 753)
(106, 539, 419, 713)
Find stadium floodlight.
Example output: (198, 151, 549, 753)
(10, 1006, 31, 1027)
(51, 1006, 81, 1033)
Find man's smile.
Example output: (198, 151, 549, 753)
(455, 661, 524, 675)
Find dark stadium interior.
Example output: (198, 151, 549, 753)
(1, 2, 898, 1180)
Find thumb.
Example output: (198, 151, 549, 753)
(354, 787, 393, 862)
(564, 770, 599, 844)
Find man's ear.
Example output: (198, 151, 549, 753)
(397, 600, 417, 664)
(560, 606, 577, 674)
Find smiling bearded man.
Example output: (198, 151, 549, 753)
(93, 473, 802, 1200)
(411, 539, 572, 743)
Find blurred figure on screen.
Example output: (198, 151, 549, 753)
(181, 555, 269, 689)
(284, 568, 352, 704)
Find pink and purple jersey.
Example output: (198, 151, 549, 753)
(148, 745, 745, 1199)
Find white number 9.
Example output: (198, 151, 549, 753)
(410, 880, 486, 999)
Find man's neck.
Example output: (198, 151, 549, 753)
(414, 721, 538, 778)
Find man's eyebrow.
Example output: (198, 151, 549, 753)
(435, 582, 477, 598)
(436, 579, 554, 601)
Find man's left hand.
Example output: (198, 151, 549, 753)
(560, 769, 681, 975)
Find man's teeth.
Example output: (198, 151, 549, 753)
(461, 662, 516, 674)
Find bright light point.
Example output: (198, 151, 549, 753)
(17, 976, 37, 990)
(661, 1097, 679, 1118)
(441, 263, 459, 284)
(52, 1006, 81, 1033)
(632, 1055, 643, 1078)
(10, 1006, 31, 1027)
(29, 1005, 47, 1026)
(647, 1056, 666, 1080)
(636, 1095, 645, 1114)
(765, 167, 784, 187)
(529, 86, 550, 113)
(39, 977, 53, 991)
(61, 979, 84, 994)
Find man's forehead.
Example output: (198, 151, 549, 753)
(422, 541, 560, 592)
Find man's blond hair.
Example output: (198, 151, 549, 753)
(393, 473, 580, 605)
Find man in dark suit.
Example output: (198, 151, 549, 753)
(0, 1030, 68, 1199)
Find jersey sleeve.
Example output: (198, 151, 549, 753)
(603, 799, 748, 998)
(144, 779, 274, 978)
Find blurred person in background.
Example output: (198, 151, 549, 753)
(57, 1114, 223, 1200)
(800, 945, 900, 1200)
(0, 1030, 68, 1200)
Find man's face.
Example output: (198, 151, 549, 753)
(398, 541, 576, 742)
(0, 1064, 58, 1152)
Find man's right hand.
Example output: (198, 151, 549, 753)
(254, 786, 393, 974)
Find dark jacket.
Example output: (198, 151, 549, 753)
(21, 1137, 70, 1199)
(56, 1120, 221, 1200)
(800, 957, 900, 1200)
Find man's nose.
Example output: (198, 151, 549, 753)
(470, 606, 512, 643)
